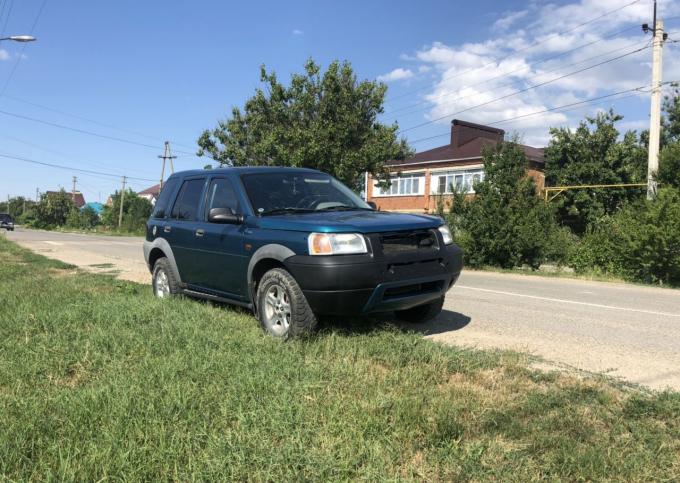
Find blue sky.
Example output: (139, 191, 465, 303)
(1, 0, 679, 202)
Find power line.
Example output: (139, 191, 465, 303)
(388, 37, 649, 120)
(398, 45, 650, 134)
(2, 94, 198, 151)
(0, 133, 158, 179)
(0, 0, 14, 39)
(385, 0, 643, 104)
(0, 152, 156, 182)
(407, 83, 669, 145)
(0, 0, 48, 97)
(385, 24, 643, 118)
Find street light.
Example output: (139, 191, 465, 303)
(0, 35, 36, 42)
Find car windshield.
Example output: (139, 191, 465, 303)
(241, 172, 371, 215)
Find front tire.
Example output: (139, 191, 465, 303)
(395, 296, 444, 323)
(152, 257, 180, 298)
(256, 268, 317, 339)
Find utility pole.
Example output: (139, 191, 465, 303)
(35, 187, 39, 202)
(645, 1, 667, 200)
(72, 176, 77, 200)
(157, 141, 177, 191)
(118, 176, 127, 228)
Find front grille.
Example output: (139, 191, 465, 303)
(380, 230, 438, 256)
(383, 280, 443, 300)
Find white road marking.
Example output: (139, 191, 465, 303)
(43, 241, 63, 246)
(456, 285, 680, 318)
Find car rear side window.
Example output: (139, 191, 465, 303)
(171, 178, 205, 221)
(152, 178, 179, 218)
(205, 178, 240, 217)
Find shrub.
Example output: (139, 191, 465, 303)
(65, 206, 99, 230)
(32, 191, 76, 229)
(447, 141, 567, 269)
(101, 190, 152, 233)
(571, 188, 680, 285)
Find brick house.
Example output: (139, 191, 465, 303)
(138, 184, 161, 205)
(366, 119, 546, 213)
(46, 190, 86, 209)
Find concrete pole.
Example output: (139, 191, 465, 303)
(647, 19, 664, 200)
(118, 176, 127, 228)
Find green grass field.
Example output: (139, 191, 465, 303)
(1, 236, 678, 481)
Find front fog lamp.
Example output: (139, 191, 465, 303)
(308, 233, 367, 255)
(438, 225, 453, 245)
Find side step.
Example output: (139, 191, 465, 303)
(183, 289, 253, 311)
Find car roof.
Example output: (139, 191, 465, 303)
(168, 166, 323, 179)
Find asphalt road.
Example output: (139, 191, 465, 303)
(5, 227, 680, 391)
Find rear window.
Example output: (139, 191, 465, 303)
(0, 214, 12, 222)
(171, 178, 206, 221)
(152, 178, 179, 219)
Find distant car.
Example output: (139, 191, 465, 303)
(0, 213, 14, 231)
(143, 167, 463, 339)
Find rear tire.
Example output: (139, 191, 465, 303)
(256, 268, 317, 339)
(152, 257, 180, 298)
(395, 296, 444, 323)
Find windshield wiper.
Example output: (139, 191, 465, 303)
(259, 207, 316, 216)
(317, 205, 374, 212)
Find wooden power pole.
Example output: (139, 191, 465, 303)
(158, 141, 177, 191)
(118, 176, 127, 228)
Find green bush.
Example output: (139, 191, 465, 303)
(65, 206, 99, 230)
(447, 141, 568, 269)
(31, 191, 76, 229)
(571, 188, 680, 285)
(101, 190, 152, 233)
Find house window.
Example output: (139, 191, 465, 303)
(374, 173, 424, 196)
(431, 169, 484, 194)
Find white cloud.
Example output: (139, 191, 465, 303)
(377, 67, 414, 83)
(292, 29, 303, 36)
(392, 0, 680, 145)
(0, 49, 9, 61)
(493, 10, 528, 31)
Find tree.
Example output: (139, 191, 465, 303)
(571, 188, 680, 285)
(32, 190, 76, 228)
(102, 190, 152, 232)
(544, 110, 647, 234)
(197, 58, 411, 190)
(449, 140, 564, 269)
(66, 206, 99, 230)
(658, 84, 680, 189)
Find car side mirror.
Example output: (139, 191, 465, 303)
(209, 207, 243, 224)
(367, 201, 377, 210)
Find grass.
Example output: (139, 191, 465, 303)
(0, 237, 679, 481)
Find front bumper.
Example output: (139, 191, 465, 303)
(285, 243, 463, 315)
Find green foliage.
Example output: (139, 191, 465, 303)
(101, 189, 152, 233)
(659, 142, 680, 189)
(65, 206, 100, 230)
(197, 58, 412, 190)
(31, 190, 77, 229)
(2, 236, 680, 480)
(0, 196, 34, 218)
(448, 141, 564, 269)
(571, 188, 680, 285)
(544, 110, 647, 233)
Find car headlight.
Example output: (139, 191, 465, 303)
(438, 225, 453, 245)
(308, 233, 367, 255)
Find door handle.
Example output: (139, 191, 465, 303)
(195, 229, 205, 237)
(163, 225, 172, 233)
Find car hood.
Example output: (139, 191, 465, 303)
(254, 210, 443, 233)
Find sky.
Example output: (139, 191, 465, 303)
(1, 0, 680, 203)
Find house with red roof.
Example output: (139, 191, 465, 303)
(366, 119, 545, 213)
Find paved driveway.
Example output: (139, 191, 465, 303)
(6, 227, 680, 390)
